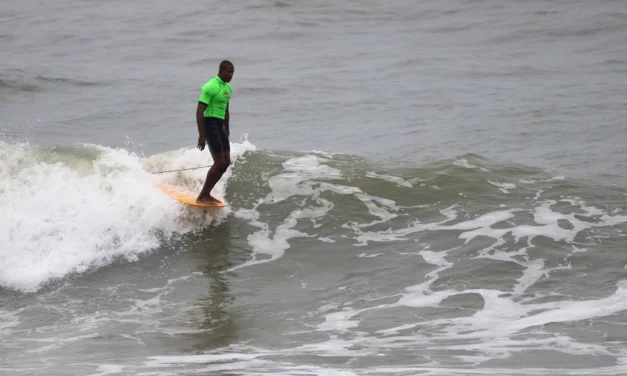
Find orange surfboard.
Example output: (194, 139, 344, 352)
(158, 185, 226, 208)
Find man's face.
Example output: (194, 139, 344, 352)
(221, 66, 235, 82)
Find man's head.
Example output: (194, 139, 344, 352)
(218, 60, 235, 83)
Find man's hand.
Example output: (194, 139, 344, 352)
(196, 102, 208, 150)
(197, 136, 205, 151)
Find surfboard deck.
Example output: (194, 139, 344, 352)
(158, 185, 226, 208)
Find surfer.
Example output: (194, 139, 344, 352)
(196, 60, 234, 204)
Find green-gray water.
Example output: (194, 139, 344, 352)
(2, 1, 627, 375)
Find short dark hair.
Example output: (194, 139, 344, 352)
(219, 60, 234, 71)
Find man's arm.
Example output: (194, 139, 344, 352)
(224, 103, 230, 137)
(196, 102, 207, 150)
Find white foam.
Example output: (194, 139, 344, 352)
(0, 141, 254, 292)
(353, 208, 516, 246)
(488, 180, 516, 193)
(145, 353, 258, 366)
(453, 159, 477, 169)
(457, 200, 627, 246)
(169, 148, 627, 370)
(453, 158, 489, 172)
(358, 253, 385, 258)
(317, 308, 362, 332)
(233, 154, 398, 269)
(87, 365, 126, 376)
(302, 193, 627, 366)
(419, 250, 452, 268)
(314, 279, 627, 368)
(264, 155, 343, 204)
(231, 201, 330, 270)
(145, 354, 361, 376)
(366, 172, 413, 187)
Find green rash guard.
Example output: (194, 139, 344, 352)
(198, 76, 232, 119)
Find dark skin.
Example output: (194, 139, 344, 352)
(196, 64, 235, 204)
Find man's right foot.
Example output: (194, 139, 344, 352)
(196, 195, 221, 204)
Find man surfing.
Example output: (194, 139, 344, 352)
(195, 60, 234, 204)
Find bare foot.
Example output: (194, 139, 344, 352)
(196, 195, 221, 204)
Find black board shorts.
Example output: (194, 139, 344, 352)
(204, 117, 230, 155)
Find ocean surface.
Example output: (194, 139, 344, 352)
(2, 0, 627, 375)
